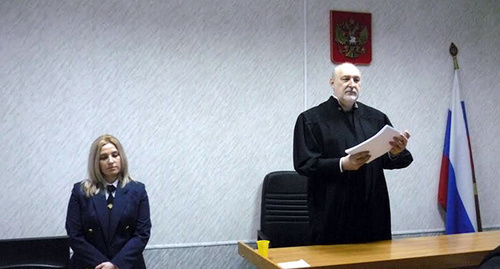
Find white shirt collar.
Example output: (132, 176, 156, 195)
(105, 181, 118, 198)
(107, 180, 118, 192)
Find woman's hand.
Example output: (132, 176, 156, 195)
(95, 261, 118, 269)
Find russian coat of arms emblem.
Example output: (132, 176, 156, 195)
(330, 11, 372, 64)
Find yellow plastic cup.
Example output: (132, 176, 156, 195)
(257, 240, 270, 257)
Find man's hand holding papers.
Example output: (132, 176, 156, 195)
(342, 125, 411, 170)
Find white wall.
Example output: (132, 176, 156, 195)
(1, 0, 499, 267)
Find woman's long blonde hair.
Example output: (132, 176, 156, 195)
(81, 134, 133, 197)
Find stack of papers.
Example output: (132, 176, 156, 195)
(277, 259, 310, 268)
(345, 125, 401, 163)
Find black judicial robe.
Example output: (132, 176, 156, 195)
(293, 96, 413, 245)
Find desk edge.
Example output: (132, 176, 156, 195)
(238, 241, 281, 269)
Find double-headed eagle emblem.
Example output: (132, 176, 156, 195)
(334, 18, 369, 59)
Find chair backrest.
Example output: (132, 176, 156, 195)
(0, 236, 70, 269)
(259, 171, 309, 248)
(478, 245, 500, 269)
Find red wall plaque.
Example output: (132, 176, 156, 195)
(330, 10, 372, 64)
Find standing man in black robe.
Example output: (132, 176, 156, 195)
(293, 62, 413, 245)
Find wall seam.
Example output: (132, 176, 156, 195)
(303, 0, 308, 111)
(144, 226, 500, 250)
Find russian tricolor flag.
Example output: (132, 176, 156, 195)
(438, 69, 479, 234)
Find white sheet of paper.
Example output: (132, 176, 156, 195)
(277, 259, 311, 269)
(345, 124, 401, 163)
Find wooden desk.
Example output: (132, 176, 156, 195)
(238, 231, 500, 269)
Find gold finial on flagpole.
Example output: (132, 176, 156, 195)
(449, 43, 459, 70)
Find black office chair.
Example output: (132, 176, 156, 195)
(0, 236, 70, 269)
(257, 171, 310, 248)
(478, 245, 500, 269)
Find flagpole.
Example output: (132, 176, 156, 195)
(449, 42, 482, 232)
